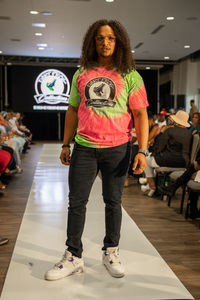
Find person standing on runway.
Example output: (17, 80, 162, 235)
(45, 19, 149, 281)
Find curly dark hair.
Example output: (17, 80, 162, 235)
(79, 19, 135, 75)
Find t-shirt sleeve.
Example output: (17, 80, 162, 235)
(68, 70, 81, 107)
(127, 70, 149, 110)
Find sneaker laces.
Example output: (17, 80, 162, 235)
(54, 251, 74, 269)
(106, 249, 121, 265)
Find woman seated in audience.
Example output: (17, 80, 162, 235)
(0, 142, 12, 189)
(0, 113, 23, 172)
(2, 112, 25, 153)
(189, 112, 200, 135)
(8, 112, 30, 153)
(141, 110, 192, 196)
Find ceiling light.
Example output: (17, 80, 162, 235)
(32, 23, 46, 28)
(146, 67, 151, 70)
(131, 50, 135, 53)
(77, 64, 81, 67)
(40, 11, 52, 16)
(164, 56, 170, 60)
(35, 33, 43, 36)
(166, 17, 174, 20)
(105, 0, 114, 2)
(184, 45, 191, 48)
(30, 10, 39, 14)
(0, 50, 2, 54)
(38, 47, 45, 50)
(37, 43, 48, 47)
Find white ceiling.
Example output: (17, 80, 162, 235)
(0, 0, 199, 61)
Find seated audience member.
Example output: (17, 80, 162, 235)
(3, 112, 26, 154)
(155, 110, 167, 128)
(0, 113, 23, 172)
(0, 237, 9, 246)
(189, 112, 200, 135)
(16, 112, 32, 143)
(141, 110, 192, 196)
(124, 111, 159, 187)
(8, 112, 30, 152)
(147, 111, 160, 150)
(0, 137, 17, 174)
(0, 145, 12, 189)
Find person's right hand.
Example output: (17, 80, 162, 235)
(60, 148, 71, 165)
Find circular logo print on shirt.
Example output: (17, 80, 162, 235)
(84, 77, 116, 108)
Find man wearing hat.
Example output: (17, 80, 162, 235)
(140, 110, 192, 196)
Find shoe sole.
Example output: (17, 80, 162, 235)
(103, 263, 124, 278)
(45, 266, 84, 281)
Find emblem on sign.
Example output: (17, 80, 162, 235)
(34, 69, 70, 105)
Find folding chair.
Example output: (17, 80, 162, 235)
(156, 134, 200, 210)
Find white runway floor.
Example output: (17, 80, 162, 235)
(1, 144, 194, 300)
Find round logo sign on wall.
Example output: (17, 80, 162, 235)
(34, 69, 70, 105)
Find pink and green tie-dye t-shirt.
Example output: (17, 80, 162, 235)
(69, 67, 149, 148)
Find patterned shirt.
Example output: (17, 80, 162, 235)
(69, 66, 149, 148)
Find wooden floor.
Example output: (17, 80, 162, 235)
(0, 143, 200, 299)
(123, 179, 200, 300)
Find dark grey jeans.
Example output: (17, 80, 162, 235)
(65, 142, 131, 258)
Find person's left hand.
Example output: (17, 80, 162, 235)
(192, 129, 197, 135)
(132, 153, 147, 174)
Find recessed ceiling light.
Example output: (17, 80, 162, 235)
(105, 0, 114, 2)
(37, 43, 48, 47)
(30, 10, 39, 14)
(166, 16, 174, 20)
(35, 33, 43, 36)
(40, 11, 52, 16)
(38, 47, 45, 50)
(32, 23, 46, 28)
(164, 56, 170, 60)
(146, 67, 151, 70)
(184, 45, 191, 48)
(0, 50, 2, 54)
(77, 64, 81, 67)
(131, 50, 135, 53)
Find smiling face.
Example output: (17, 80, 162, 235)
(95, 25, 116, 60)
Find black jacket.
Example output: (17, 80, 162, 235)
(152, 126, 192, 167)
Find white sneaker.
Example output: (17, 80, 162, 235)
(139, 177, 147, 185)
(147, 189, 155, 197)
(141, 184, 155, 196)
(103, 247, 124, 278)
(45, 250, 84, 281)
